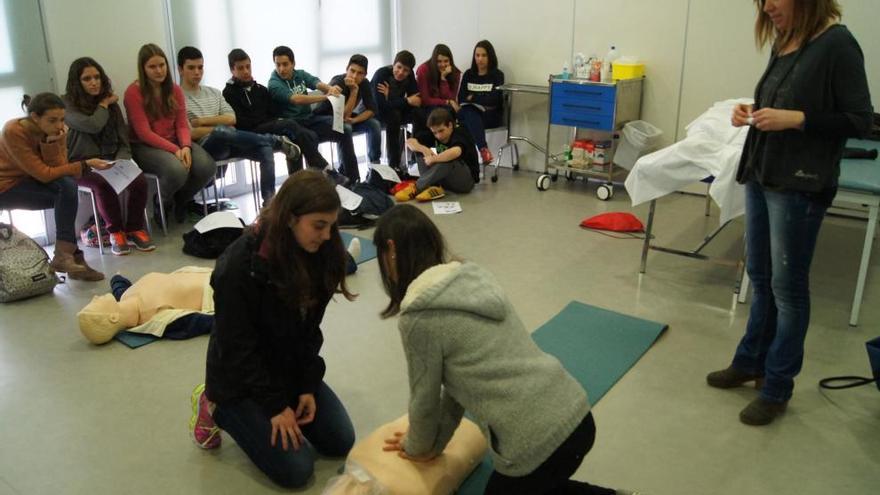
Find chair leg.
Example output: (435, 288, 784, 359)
(80, 188, 104, 256)
(144, 209, 152, 236)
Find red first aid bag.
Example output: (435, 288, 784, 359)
(580, 212, 644, 232)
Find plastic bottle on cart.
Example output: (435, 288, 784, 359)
(603, 45, 619, 82)
(561, 62, 570, 80)
(573, 53, 586, 79)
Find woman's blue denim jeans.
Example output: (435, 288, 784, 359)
(732, 180, 828, 403)
(212, 381, 354, 488)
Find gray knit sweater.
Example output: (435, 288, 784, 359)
(398, 261, 590, 476)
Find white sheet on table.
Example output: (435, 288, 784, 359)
(624, 98, 752, 225)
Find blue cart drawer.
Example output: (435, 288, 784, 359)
(551, 98, 614, 119)
(550, 111, 614, 131)
(551, 82, 616, 103)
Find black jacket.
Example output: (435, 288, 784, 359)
(205, 231, 329, 418)
(736, 25, 873, 193)
(222, 79, 273, 132)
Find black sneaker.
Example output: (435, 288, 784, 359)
(278, 136, 302, 163)
(324, 168, 350, 187)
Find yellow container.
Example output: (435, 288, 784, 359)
(612, 61, 645, 80)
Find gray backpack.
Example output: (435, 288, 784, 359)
(0, 222, 59, 302)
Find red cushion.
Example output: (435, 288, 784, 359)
(580, 212, 644, 232)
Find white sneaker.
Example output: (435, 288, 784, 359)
(347, 237, 361, 261)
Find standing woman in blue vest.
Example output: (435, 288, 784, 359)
(707, 0, 872, 425)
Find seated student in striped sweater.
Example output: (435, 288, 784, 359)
(177, 46, 300, 206)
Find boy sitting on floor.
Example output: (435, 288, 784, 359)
(397, 107, 478, 202)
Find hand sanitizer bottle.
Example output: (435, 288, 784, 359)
(603, 45, 619, 82)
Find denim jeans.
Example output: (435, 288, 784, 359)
(732, 180, 828, 403)
(458, 105, 501, 150)
(200, 125, 278, 201)
(253, 118, 326, 171)
(376, 107, 413, 169)
(348, 117, 382, 163)
(212, 381, 354, 488)
(0, 176, 78, 243)
(302, 115, 360, 183)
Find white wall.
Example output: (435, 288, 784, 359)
(399, 0, 880, 170)
(37, 0, 879, 172)
(41, 0, 169, 97)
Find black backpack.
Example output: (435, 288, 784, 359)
(182, 217, 246, 259)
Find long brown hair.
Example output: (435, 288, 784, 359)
(136, 43, 177, 119)
(425, 44, 460, 97)
(65, 57, 114, 114)
(373, 205, 448, 318)
(754, 0, 841, 51)
(255, 169, 355, 309)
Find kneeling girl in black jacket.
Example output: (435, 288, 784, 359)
(192, 169, 357, 488)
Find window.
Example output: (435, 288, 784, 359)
(167, 0, 395, 195)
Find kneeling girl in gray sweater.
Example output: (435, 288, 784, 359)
(373, 204, 625, 495)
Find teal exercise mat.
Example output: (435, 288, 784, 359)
(340, 231, 377, 264)
(457, 301, 668, 494)
(114, 331, 160, 349)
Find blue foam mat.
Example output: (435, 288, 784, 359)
(114, 331, 160, 349)
(457, 301, 668, 494)
(340, 231, 377, 264)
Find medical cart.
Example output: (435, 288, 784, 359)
(539, 76, 643, 199)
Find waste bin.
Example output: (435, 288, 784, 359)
(614, 120, 662, 170)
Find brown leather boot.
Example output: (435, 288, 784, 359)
(67, 249, 105, 281)
(49, 240, 87, 273)
(706, 366, 764, 389)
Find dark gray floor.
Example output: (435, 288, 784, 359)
(0, 167, 877, 494)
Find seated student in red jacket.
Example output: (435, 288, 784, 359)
(414, 43, 461, 138)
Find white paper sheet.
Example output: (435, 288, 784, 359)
(432, 201, 462, 215)
(369, 163, 401, 183)
(92, 159, 141, 194)
(407, 161, 420, 177)
(328, 94, 345, 133)
(194, 211, 243, 233)
(336, 185, 363, 211)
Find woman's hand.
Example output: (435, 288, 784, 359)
(86, 158, 113, 171)
(382, 431, 437, 462)
(448, 100, 461, 113)
(750, 108, 805, 132)
(270, 407, 306, 451)
(175, 146, 192, 170)
(731, 103, 753, 127)
(440, 66, 452, 78)
(99, 93, 119, 108)
(295, 393, 316, 425)
(45, 125, 67, 143)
